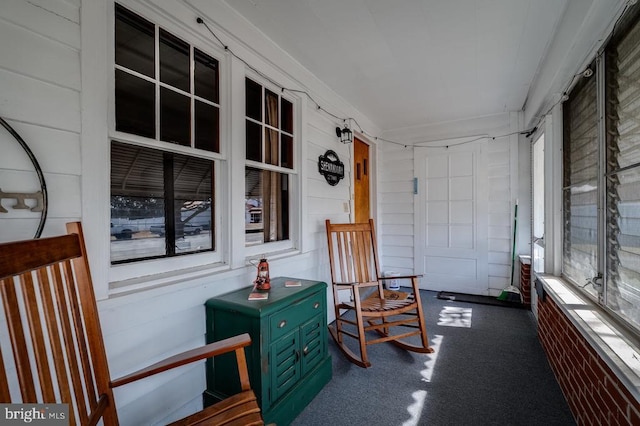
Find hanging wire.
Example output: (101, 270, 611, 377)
(0, 116, 48, 238)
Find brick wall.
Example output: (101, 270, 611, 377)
(519, 256, 531, 308)
(538, 294, 640, 425)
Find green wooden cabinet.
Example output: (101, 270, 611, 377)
(204, 277, 332, 425)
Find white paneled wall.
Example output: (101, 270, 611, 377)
(378, 113, 525, 296)
(0, 0, 375, 424)
(486, 136, 516, 294)
(379, 143, 416, 276)
(0, 0, 81, 242)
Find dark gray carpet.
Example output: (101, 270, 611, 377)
(292, 290, 575, 426)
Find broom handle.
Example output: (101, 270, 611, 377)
(510, 202, 518, 287)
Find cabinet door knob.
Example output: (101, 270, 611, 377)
(303, 345, 309, 355)
(278, 319, 287, 328)
(313, 302, 320, 309)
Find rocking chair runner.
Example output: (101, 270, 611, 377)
(0, 222, 263, 426)
(325, 219, 434, 368)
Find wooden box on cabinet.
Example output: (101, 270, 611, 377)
(204, 277, 332, 425)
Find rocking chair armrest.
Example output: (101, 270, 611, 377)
(380, 274, 423, 281)
(110, 333, 252, 388)
(334, 281, 379, 288)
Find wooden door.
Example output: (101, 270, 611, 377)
(354, 138, 370, 223)
(414, 141, 489, 293)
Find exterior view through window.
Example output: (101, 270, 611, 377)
(111, 4, 218, 263)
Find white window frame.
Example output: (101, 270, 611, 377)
(243, 72, 301, 259)
(104, 0, 229, 287)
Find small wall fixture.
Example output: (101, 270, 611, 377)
(336, 126, 353, 144)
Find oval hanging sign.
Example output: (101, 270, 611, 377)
(318, 150, 345, 186)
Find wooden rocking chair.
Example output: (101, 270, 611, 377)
(325, 219, 434, 368)
(0, 222, 263, 426)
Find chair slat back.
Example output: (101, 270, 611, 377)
(325, 219, 382, 284)
(0, 223, 117, 426)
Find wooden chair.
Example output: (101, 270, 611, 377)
(325, 219, 434, 368)
(0, 222, 263, 426)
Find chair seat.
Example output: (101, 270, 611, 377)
(169, 390, 263, 426)
(344, 297, 417, 313)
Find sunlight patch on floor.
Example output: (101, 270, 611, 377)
(438, 306, 472, 328)
(403, 334, 443, 426)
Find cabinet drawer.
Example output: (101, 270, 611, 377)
(270, 292, 324, 340)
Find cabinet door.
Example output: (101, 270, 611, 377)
(270, 329, 301, 402)
(300, 314, 325, 375)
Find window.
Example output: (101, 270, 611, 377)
(245, 78, 294, 247)
(111, 142, 213, 263)
(562, 4, 640, 330)
(532, 133, 545, 273)
(112, 4, 219, 263)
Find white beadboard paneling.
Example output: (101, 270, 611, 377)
(385, 235, 414, 247)
(382, 255, 414, 270)
(489, 238, 511, 253)
(488, 263, 510, 278)
(1, 120, 81, 175)
(381, 224, 413, 236)
(22, 0, 80, 23)
(489, 200, 511, 214)
(382, 203, 413, 214)
(488, 176, 510, 194)
(489, 251, 511, 265)
(383, 168, 414, 182)
(1, 0, 80, 48)
(0, 218, 71, 242)
(381, 245, 413, 258)
(489, 211, 511, 226)
(488, 164, 510, 178)
(307, 176, 350, 200)
(0, 69, 80, 131)
(380, 180, 412, 193)
(381, 213, 413, 225)
(114, 363, 206, 425)
(308, 196, 348, 215)
(0, 19, 80, 90)
(489, 225, 511, 239)
(44, 173, 81, 217)
(487, 150, 510, 166)
(380, 191, 413, 204)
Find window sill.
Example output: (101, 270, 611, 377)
(537, 274, 640, 401)
(108, 261, 230, 298)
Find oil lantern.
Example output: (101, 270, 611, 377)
(256, 258, 271, 290)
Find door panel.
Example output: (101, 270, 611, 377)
(354, 138, 370, 223)
(415, 142, 488, 294)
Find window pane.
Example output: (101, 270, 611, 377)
(606, 167, 640, 326)
(246, 121, 262, 161)
(110, 142, 166, 262)
(115, 70, 155, 139)
(563, 64, 598, 295)
(194, 49, 218, 103)
(281, 98, 293, 134)
(115, 4, 154, 78)
(605, 16, 640, 328)
(563, 184, 598, 295)
(160, 87, 190, 146)
(265, 89, 279, 128)
(265, 128, 278, 165)
(159, 28, 190, 92)
(246, 78, 262, 121)
(195, 101, 219, 153)
(281, 134, 293, 169)
(245, 167, 289, 245)
(172, 152, 214, 254)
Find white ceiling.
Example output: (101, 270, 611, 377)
(224, 0, 569, 131)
